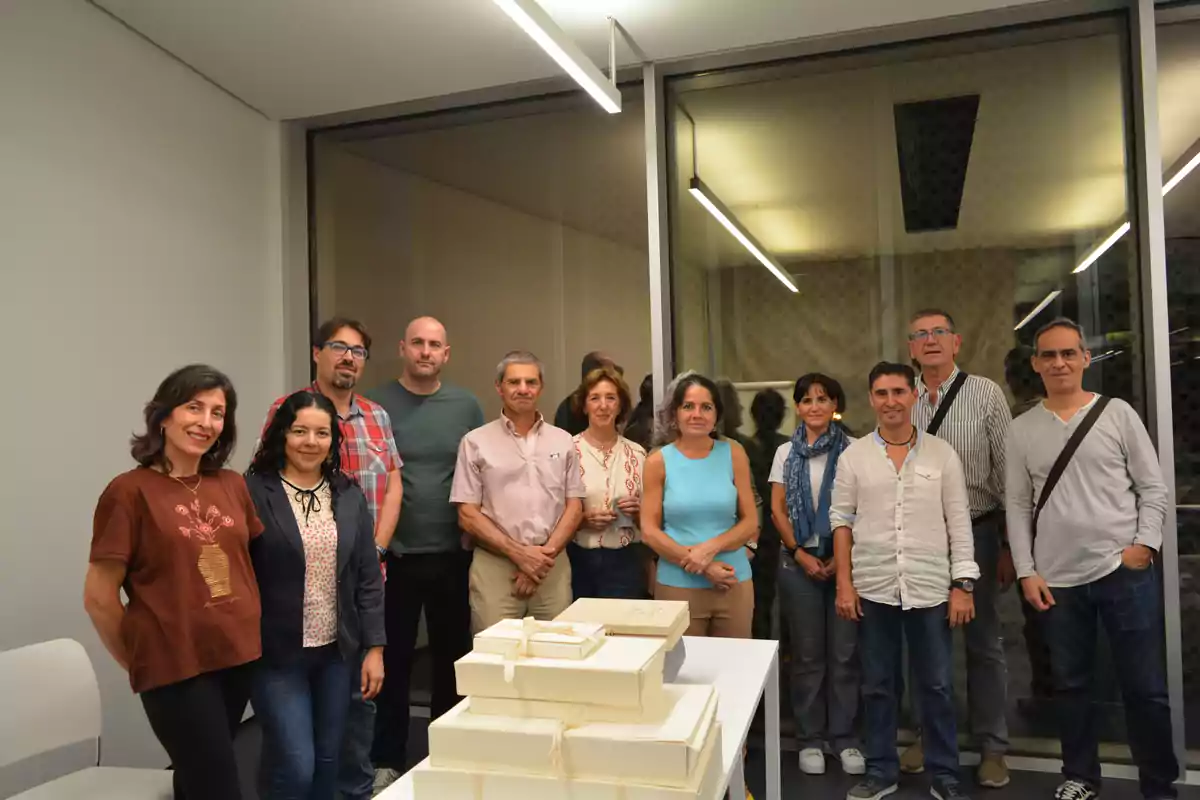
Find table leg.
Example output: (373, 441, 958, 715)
(728, 755, 745, 799)
(765, 651, 781, 800)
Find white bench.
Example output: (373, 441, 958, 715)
(0, 639, 173, 799)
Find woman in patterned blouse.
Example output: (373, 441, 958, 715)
(245, 391, 385, 800)
(568, 365, 648, 600)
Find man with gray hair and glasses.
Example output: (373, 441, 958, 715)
(1008, 318, 1176, 800)
(901, 308, 1013, 789)
(451, 350, 586, 631)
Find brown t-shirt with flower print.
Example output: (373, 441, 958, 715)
(91, 467, 264, 693)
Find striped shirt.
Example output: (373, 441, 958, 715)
(911, 367, 1010, 519)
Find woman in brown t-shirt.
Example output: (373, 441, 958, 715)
(84, 364, 263, 800)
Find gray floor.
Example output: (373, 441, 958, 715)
(232, 716, 1199, 800)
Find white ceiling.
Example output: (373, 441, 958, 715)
(94, 0, 1053, 120)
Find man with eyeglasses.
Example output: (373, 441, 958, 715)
(261, 316, 403, 800)
(1008, 318, 1175, 800)
(897, 309, 1013, 789)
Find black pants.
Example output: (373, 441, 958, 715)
(750, 525, 780, 639)
(140, 661, 255, 800)
(372, 550, 472, 771)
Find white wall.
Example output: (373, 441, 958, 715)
(315, 146, 654, 419)
(0, 0, 288, 768)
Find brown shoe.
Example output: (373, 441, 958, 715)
(977, 753, 1010, 788)
(899, 737, 924, 774)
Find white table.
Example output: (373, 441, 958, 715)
(378, 635, 781, 800)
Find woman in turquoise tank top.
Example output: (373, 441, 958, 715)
(641, 373, 759, 638)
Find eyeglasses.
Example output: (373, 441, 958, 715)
(908, 327, 954, 343)
(325, 341, 369, 360)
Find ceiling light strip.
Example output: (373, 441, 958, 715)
(492, 0, 622, 114)
(1072, 151, 1198, 274)
(1162, 149, 1200, 196)
(1072, 221, 1131, 275)
(689, 177, 799, 293)
(1014, 290, 1063, 331)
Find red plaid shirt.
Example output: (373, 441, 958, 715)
(261, 384, 402, 525)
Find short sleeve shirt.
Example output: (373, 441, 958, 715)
(263, 385, 402, 525)
(90, 468, 264, 693)
(450, 414, 586, 546)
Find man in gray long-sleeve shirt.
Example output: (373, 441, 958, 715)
(1006, 317, 1176, 800)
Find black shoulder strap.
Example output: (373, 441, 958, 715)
(926, 371, 969, 436)
(1032, 396, 1112, 538)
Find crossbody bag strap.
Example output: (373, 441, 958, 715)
(925, 371, 969, 436)
(1032, 395, 1112, 539)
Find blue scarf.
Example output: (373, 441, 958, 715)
(784, 423, 849, 558)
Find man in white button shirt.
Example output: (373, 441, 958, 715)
(832, 362, 979, 800)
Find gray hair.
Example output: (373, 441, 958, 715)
(1033, 317, 1087, 350)
(495, 350, 545, 383)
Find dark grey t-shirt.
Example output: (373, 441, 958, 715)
(364, 381, 484, 554)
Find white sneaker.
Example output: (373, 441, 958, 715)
(373, 767, 403, 795)
(799, 747, 826, 775)
(839, 747, 866, 775)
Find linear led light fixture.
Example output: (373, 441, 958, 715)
(1073, 145, 1200, 274)
(689, 177, 799, 293)
(493, 0, 644, 114)
(1013, 289, 1063, 331)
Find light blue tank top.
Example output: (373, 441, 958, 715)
(657, 439, 752, 589)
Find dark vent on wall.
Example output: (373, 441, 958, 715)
(893, 94, 980, 233)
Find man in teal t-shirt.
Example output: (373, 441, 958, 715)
(365, 316, 483, 788)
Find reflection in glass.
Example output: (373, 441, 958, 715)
(1158, 10, 1200, 751)
(667, 17, 1139, 755)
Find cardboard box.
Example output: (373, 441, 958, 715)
(437, 686, 717, 787)
(473, 617, 606, 661)
(412, 721, 724, 800)
(455, 635, 666, 709)
(555, 599, 690, 650)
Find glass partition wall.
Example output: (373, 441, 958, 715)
(666, 16, 1144, 757)
(306, 0, 1196, 768)
(1157, 3, 1200, 751)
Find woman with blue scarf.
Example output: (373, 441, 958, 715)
(769, 373, 863, 777)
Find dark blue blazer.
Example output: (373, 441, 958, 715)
(245, 471, 385, 666)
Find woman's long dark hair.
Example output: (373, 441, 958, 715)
(247, 391, 343, 485)
(130, 364, 238, 474)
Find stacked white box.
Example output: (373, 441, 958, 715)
(414, 603, 723, 800)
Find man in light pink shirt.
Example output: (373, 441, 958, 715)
(451, 350, 586, 632)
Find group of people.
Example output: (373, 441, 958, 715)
(82, 308, 1177, 800)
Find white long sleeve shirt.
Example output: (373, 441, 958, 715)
(830, 431, 979, 609)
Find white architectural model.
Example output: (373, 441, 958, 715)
(410, 599, 725, 800)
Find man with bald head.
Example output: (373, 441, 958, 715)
(366, 316, 484, 788)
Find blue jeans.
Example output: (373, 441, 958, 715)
(338, 653, 375, 800)
(254, 645, 352, 800)
(860, 600, 959, 785)
(908, 514, 1009, 754)
(777, 550, 860, 751)
(567, 542, 647, 599)
(1040, 564, 1178, 798)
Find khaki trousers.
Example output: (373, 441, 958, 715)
(469, 547, 572, 634)
(655, 579, 754, 639)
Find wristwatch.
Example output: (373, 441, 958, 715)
(951, 578, 975, 593)
(744, 541, 759, 552)
(375, 544, 388, 561)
